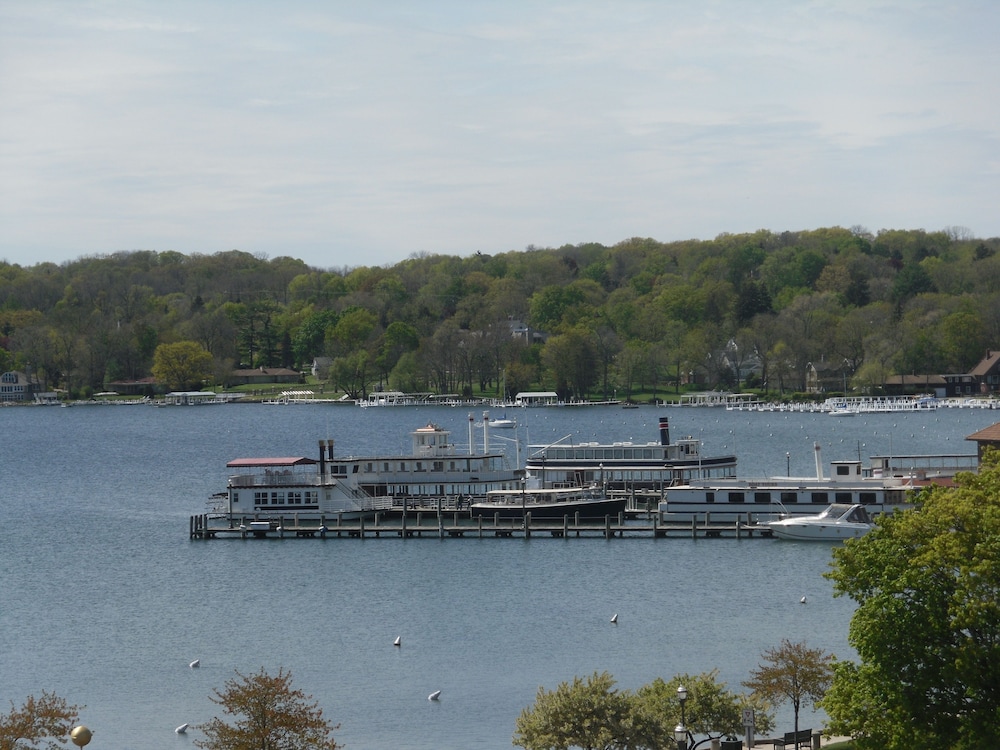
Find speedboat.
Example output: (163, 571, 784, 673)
(766, 503, 874, 541)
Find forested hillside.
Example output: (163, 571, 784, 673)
(2, 226, 998, 401)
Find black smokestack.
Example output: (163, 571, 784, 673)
(659, 416, 669, 445)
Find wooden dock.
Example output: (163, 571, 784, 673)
(189, 512, 774, 541)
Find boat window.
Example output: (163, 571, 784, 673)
(780, 492, 798, 503)
(859, 492, 878, 504)
(271, 491, 283, 504)
(811, 492, 829, 503)
(383, 462, 389, 472)
(415, 462, 424, 472)
(835, 492, 853, 503)
(400, 462, 406, 471)
(643, 449, 653, 459)
(728, 492, 745, 503)
(836, 465, 851, 476)
(254, 491, 267, 504)
(705, 492, 715, 503)
(433, 461, 444, 472)
(585, 449, 594, 459)
(614, 449, 623, 459)
(754, 492, 771, 504)
(623, 449, 633, 460)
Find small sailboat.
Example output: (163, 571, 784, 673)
(175, 724, 189, 734)
(428, 690, 441, 701)
(393, 636, 401, 647)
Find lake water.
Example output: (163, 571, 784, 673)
(2, 403, 997, 749)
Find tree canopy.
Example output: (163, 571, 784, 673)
(195, 667, 339, 750)
(2, 226, 1000, 400)
(822, 453, 1000, 750)
(0, 691, 82, 750)
(513, 670, 773, 750)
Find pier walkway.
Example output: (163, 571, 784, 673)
(189, 511, 774, 541)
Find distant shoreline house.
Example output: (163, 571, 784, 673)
(885, 351, 1000, 398)
(0, 370, 37, 403)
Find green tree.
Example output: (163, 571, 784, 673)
(513, 671, 769, 750)
(0, 691, 82, 750)
(195, 667, 339, 750)
(821, 454, 1000, 750)
(152, 340, 213, 390)
(743, 639, 833, 739)
(633, 671, 774, 747)
(513, 671, 651, 750)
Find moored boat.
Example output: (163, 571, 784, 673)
(469, 485, 625, 520)
(766, 503, 874, 541)
(221, 422, 521, 521)
(657, 442, 969, 524)
(524, 416, 737, 492)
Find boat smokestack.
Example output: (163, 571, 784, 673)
(814, 442, 823, 479)
(659, 417, 670, 445)
(318, 440, 326, 476)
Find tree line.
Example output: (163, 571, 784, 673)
(2, 225, 999, 399)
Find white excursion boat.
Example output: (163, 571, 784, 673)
(221, 422, 521, 521)
(656, 442, 970, 524)
(524, 417, 737, 492)
(766, 503, 874, 541)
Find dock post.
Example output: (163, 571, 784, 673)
(563, 515, 568, 537)
(478, 514, 483, 538)
(359, 515, 365, 539)
(605, 515, 611, 539)
(524, 512, 531, 538)
(401, 507, 407, 537)
(691, 516, 697, 539)
(618, 511, 624, 537)
(575, 510, 581, 537)
(279, 517, 285, 538)
(438, 511, 444, 539)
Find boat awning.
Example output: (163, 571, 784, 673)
(226, 457, 318, 468)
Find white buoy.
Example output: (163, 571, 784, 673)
(189, 659, 200, 668)
(428, 690, 441, 701)
(175, 723, 189, 734)
(610, 613, 618, 624)
(393, 636, 401, 647)
(800, 596, 807, 604)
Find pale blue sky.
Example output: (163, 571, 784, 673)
(2, 1, 998, 269)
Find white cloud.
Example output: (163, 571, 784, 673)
(2, 0, 999, 270)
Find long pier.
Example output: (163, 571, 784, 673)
(189, 512, 774, 541)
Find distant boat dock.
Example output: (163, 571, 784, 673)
(189, 511, 774, 541)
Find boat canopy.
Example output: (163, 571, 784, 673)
(226, 457, 318, 468)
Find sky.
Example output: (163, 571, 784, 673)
(2, 1, 999, 271)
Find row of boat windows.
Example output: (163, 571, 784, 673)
(248, 490, 320, 506)
(330, 461, 488, 475)
(702, 491, 879, 504)
(541, 447, 684, 461)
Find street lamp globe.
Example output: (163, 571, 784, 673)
(70, 726, 92, 748)
(674, 723, 687, 750)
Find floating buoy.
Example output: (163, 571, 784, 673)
(800, 596, 807, 604)
(428, 690, 441, 701)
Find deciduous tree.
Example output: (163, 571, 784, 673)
(743, 639, 833, 739)
(152, 340, 213, 390)
(195, 667, 339, 750)
(821, 453, 1000, 750)
(0, 691, 81, 750)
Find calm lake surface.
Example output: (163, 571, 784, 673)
(2, 402, 997, 749)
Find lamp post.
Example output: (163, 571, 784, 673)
(674, 686, 717, 750)
(676, 685, 688, 750)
